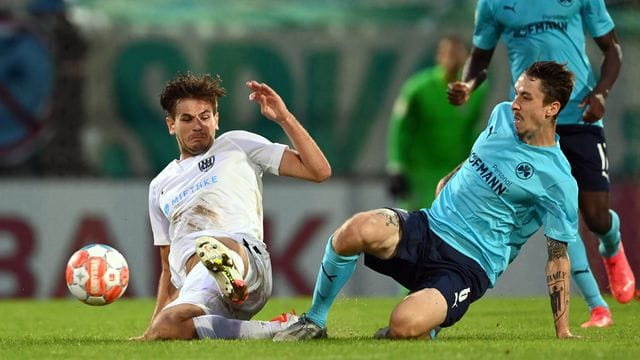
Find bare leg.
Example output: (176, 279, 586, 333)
(387, 288, 448, 339)
(144, 304, 204, 340)
(579, 191, 612, 240)
(580, 190, 635, 303)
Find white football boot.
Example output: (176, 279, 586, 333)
(196, 236, 248, 304)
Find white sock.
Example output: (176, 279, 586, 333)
(193, 314, 288, 339)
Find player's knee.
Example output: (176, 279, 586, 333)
(388, 312, 427, 339)
(579, 200, 611, 234)
(582, 211, 611, 234)
(333, 212, 372, 253)
(146, 314, 174, 340)
(145, 323, 171, 340)
(146, 311, 193, 340)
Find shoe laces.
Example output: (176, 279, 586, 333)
(271, 309, 297, 323)
(298, 314, 316, 324)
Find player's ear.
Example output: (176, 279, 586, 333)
(166, 116, 175, 135)
(546, 101, 561, 119)
(214, 112, 219, 130)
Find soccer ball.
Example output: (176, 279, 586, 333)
(65, 244, 130, 305)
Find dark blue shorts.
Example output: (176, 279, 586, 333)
(556, 125, 610, 192)
(364, 208, 490, 327)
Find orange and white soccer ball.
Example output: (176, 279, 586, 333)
(65, 244, 130, 305)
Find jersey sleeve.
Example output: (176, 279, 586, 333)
(582, 0, 615, 38)
(148, 178, 170, 246)
(473, 0, 501, 50)
(222, 130, 288, 175)
(477, 101, 505, 138)
(508, 215, 542, 263)
(537, 179, 579, 243)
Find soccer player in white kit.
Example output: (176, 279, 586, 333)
(133, 73, 331, 340)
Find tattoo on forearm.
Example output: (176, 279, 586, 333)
(547, 238, 568, 260)
(546, 271, 567, 284)
(548, 273, 568, 321)
(546, 240, 569, 322)
(549, 284, 565, 319)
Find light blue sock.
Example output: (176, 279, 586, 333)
(597, 210, 621, 258)
(569, 232, 608, 310)
(306, 236, 359, 327)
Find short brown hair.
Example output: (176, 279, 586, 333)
(525, 61, 574, 112)
(160, 73, 227, 117)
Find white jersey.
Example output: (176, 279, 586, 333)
(149, 130, 287, 288)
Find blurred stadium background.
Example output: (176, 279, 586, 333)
(1, 0, 639, 300)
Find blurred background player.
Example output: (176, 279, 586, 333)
(387, 35, 487, 210)
(275, 61, 579, 341)
(447, 0, 635, 327)
(135, 74, 331, 340)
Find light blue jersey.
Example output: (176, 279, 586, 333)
(507, 215, 543, 264)
(473, 0, 614, 126)
(426, 102, 578, 286)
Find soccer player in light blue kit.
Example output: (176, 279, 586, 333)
(447, 0, 635, 328)
(275, 61, 579, 340)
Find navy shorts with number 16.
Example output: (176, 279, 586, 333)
(364, 208, 490, 327)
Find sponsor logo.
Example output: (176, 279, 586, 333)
(512, 21, 568, 38)
(452, 287, 471, 308)
(503, 2, 517, 13)
(468, 152, 511, 195)
(162, 175, 219, 216)
(558, 0, 573, 7)
(321, 264, 338, 282)
(486, 125, 495, 138)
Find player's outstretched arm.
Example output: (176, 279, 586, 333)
(447, 46, 493, 106)
(246, 80, 331, 183)
(435, 160, 465, 197)
(130, 246, 177, 340)
(579, 30, 622, 123)
(545, 238, 578, 339)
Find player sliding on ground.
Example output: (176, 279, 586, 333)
(447, 0, 634, 327)
(275, 61, 580, 341)
(133, 73, 331, 340)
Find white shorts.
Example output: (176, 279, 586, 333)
(164, 235, 272, 320)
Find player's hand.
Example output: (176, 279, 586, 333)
(128, 335, 147, 341)
(447, 81, 471, 106)
(556, 330, 581, 339)
(578, 92, 606, 123)
(246, 81, 292, 125)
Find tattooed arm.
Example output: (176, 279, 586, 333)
(545, 237, 576, 339)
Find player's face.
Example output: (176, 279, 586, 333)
(437, 39, 466, 74)
(511, 74, 558, 145)
(166, 98, 218, 159)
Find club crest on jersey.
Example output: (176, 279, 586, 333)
(558, 0, 573, 7)
(198, 155, 215, 172)
(516, 162, 534, 180)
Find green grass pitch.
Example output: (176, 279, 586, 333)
(1, 296, 639, 359)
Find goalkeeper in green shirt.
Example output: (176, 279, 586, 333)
(387, 36, 488, 209)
